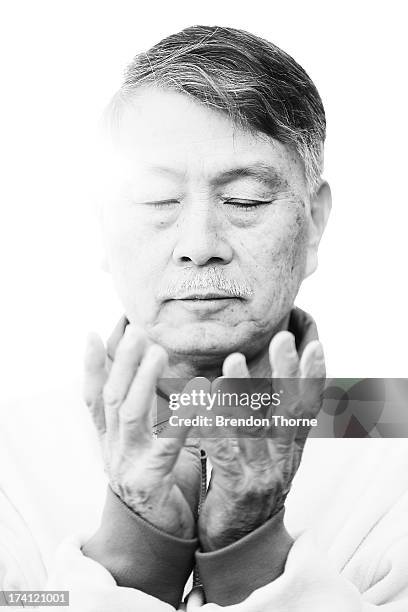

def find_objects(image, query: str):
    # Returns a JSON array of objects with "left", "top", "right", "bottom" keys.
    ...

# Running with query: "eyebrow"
[
  {"left": 146, "top": 162, "right": 286, "bottom": 189},
  {"left": 213, "top": 163, "right": 286, "bottom": 189}
]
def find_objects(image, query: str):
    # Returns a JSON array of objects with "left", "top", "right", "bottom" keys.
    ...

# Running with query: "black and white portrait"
[{"left": 1, "top": 3, "right": 407, "bottom": 611}]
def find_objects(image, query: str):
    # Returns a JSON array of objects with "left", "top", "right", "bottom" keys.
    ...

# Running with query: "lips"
[
  {"left": 175, "top": 292, "right": 235, "bottom": 300},
  {"left": 164, "top": 292, "right": 238, "bottom": 313}
]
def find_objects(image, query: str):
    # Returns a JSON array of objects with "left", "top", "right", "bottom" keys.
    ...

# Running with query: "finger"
[
  {"left": 222, "top": 352, "right": 250, "bottom": 378},
  {"left": 119, "top": 343, "right": 168, "bottom": 448},
  {"left": 83, "top": 332, "right": 108, "bottom": 436},
  {"left": 223, "top": 352, "right": 269, "bottom": 469},
  {"left": 268, "top": 333, "right": 302, "bottom": 450},
  {"left": 181, "top": 376, "right": 211, "bottom": 406},
  {"left": 299, "top": 340, "right": 325, "bottom": 418},
  {"left": 103, "top": 325, "right": 147, "bottom": 408},
  {"left": 103, "top": 325, "right": 147, "bottom": 437},
  {"left": 220, "top": 353, "right": 262, "bottom": 425},
  {"left": 300, "top": 340, "right": 326, "bottom": 379},
  {"left": 148, "top": 405, "right": 198, "bottom": 475},
  {"left": 106, "top": 316, "right": 128, "bottom": 361},
  {"left": 269, "top": 331, "right": 300, "bottom": 377},
  {"left": 296, "top": 341, "right": 326, "bottom": 453}
]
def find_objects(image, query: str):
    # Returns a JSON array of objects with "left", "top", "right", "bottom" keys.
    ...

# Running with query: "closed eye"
[
  {"left": 143, "top": 199, "right": 180, "bottom": 208},
  {"left": 224, "top": 198, "right": 272, "bottom": 210}
]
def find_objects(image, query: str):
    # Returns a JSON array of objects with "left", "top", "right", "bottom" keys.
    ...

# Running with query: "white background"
[{"left": 1, "top": 0, "right": 407, "bottom": 400}]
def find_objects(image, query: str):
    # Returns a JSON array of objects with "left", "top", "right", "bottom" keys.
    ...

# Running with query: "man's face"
[{"left": 101, "top": 88, "right": 312, "bottom": 362}]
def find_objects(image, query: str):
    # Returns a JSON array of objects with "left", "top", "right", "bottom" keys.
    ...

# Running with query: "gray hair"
[{"left": 106, "top": 25, "right": 326, "bottom": 195}]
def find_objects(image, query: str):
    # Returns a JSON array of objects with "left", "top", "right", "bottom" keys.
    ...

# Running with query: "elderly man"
[{"left": 2, "top": 25, "right": 408, "bottom": 611}]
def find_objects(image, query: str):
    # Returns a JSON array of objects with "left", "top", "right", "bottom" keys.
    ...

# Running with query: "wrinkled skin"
[
  {"left": 85, "top": 88, "right": 331, "bottom": 547},
  {"left": 99, "top": 88, "right": 330, "bottom": 377}
]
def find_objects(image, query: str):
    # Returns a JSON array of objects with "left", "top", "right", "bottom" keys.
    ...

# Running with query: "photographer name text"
[{"left": 168, "top": 415, "right": 318, "bottom": 428}]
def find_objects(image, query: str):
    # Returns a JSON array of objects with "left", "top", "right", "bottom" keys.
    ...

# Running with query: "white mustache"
[{"left": 158, "top": 267, "right": 253, "bottom": 299}]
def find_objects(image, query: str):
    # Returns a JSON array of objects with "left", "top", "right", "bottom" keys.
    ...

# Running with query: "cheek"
[
  {"left": 240, "top": 207, "right": 308, "bottom": 306},
  {"left": 274, "top": 209, "right": 308, "bottom": 273},
  {"left": 103, "top": 215, "right": 168, "bottom": 319},
  {"left": 105, "top": 207, "right": 162, "bottom": 273}
]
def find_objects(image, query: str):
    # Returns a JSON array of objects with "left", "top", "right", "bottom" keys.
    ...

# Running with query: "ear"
[{"left": 304, "top": 181, "right": 332, "bottom": 278}]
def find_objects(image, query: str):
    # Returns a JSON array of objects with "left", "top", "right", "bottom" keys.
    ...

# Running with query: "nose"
[{"left": 172, "top": 202, "right": 233, "bottom": 266}]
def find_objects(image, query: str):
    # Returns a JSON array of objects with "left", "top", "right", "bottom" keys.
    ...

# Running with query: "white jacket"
[{"left": 1, "top": 381, "right": 408, "bottom": 610}]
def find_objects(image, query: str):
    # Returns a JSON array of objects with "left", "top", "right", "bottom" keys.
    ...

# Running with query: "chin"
[{"left": 151, "top": 321, "right": 248, "bottom": 360}]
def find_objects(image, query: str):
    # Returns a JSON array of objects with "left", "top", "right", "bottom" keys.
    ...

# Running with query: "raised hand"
[
  {"left": 83, "top": 324, "right": 201, "bottom": 538},
  {"left": 198, "top": 331, "right": 325, "bottom": 550}
]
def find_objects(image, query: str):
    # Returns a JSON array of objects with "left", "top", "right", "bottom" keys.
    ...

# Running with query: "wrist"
[
  {"left": 199, "top": 498, "right": 283, "bottom": 551},
  {"left": 111, "top": 479, "right": 196, "bottom": 539},
  {"left": 196, "top": 508, "right": 293, "bottom": 605}
]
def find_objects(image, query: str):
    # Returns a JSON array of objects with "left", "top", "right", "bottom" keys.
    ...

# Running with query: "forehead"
[{"left": 103, "top": 88, "right": 306, "bottom": 191}]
